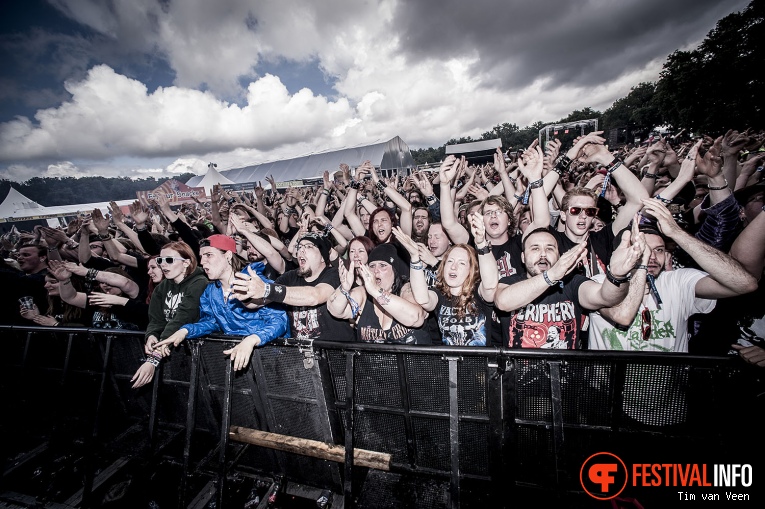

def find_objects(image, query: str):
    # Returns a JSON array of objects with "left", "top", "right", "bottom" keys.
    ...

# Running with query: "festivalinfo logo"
[{"left": 579, "top": 452, "right": 753, "bottom": 501}]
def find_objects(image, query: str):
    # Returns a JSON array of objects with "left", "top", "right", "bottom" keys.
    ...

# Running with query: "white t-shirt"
[{"left": 588, "top": 268, "right": 716, "bottom": 353}]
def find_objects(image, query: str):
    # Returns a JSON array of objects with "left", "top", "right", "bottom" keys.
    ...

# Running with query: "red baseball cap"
[{"left": 204, "top": 234, "right": 237, "bottom": 252}]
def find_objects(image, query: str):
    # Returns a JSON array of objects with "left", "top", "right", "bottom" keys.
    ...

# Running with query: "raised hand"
[
  {"left": 392, "top": 226, "right": 421, "bottom": 259},
  {"left": 338, "top": 259, "right": 355, "bottom": 291},
  {"left": 438, "top": 155, "right": 459, "bottom": 184},
  {"left": 91, "top": 208, "right": 109, "bottom": 234},
  {"left": 640, "top": 198, "right": 684, "bottom": 239},
  {"left": 608, "top": 228, "right": 645, "bottom": 278},
  {"left": 48, "top": 259, "right": 72, "bottom": 281},
  {"left": 517, "top": 145, "right": 544, "bottom": 182},
  {"left": 547, "top": 238, "right": 589, "bottom": 282},
  {"left": 222, "top": 334, "right": 261, "bottom": 371},
  {"left": 230, "top": 265, "right": 266, "bottom": 302},
  {"left": 468, "top": 211, "right": 486, "bottom": 245},
  {"left": 129, "top": 201, "right": 149, "bottom": 225},
  {"left": 108, "top": 201, "right": 125, "bottom": 223},
  {"left": 695, "top": 136, "right": 723, "bottom": 178}
]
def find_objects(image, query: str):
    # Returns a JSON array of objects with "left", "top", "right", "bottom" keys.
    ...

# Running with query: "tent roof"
[
  {"left": 195, "top": 164, "right": 235, "bottom": 192},
  {"left": 187, "top": 136, "right": 415, "bottom": 187},
  {"left": 0, "top": 187, "right": 49, "bottom": 221}
]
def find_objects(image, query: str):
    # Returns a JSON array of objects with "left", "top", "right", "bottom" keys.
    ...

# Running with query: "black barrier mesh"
[
  {"left": 457, "top": 356, "right": 487, "bottom": 416},
  {"left": 561, "top": 359, "right": 611, "bottom": 427},
  {"left": 326, "top": 349, "right": 347, "bottom": 402},
  {"left": 514, "top": 425, "right": 555, "bottom": 485},
  {"left": 514, "top": 358, "right": 552, "bottom": 423},
  {"left": 356, "top": 470, "right": 449, "bottom": 509},
  {"left": 621, "top": 362, "right": 689, "bottom": 428},
  {"left": 411, "top": 415, "right": 450, "bottom": 471},
  {"left": 405, "top": 353, "right": 449, "bottom": 413},
  {"left": 459, "top": 420, "right": 490, "bottom": 477},
  {"left": 356, "top": 352, "right": 402, "bottom": 407},
  {"left": 355, "top": 410, "right": 409, "bottom": 464},
  {"left": 259, "top": 346, "right": 315, "bottom": 398}
]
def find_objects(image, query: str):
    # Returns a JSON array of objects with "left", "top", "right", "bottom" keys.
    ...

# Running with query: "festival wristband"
[{"left": 267, "top": 284, "right": 287, "bottom": 303}]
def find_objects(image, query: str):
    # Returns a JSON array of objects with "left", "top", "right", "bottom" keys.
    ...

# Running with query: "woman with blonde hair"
[{"left": 394, "top": 213, "right": 498, "bottom": 346}]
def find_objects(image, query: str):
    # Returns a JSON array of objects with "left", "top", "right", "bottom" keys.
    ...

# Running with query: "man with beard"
[
  {"left": 494, "top": 226, "right": 645, "bottom": 349},
  {"left": 232, "top": 232, "right": 354, "bottom": 342},
  {"left": 229, "top": 214, "right": 286, "bottom": 280},
  {"left": 411, "top": 207, "right": 431, "bottom": 245}
]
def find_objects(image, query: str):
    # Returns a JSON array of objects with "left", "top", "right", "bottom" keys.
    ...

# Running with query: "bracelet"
[
  {"left": 635, "top": 265, "right": 649, "bottom": 271},
  {"left": 98, "top": 232, "right": 112, "bottom": 241},
  {"left": 349, "top": 180, "right": 361, "bottom": 190},
  {"left": 426, "top": 194, "right": 437, "bottom": 203},
  {"left": 263, "top": 283, "right": 271, "bottom": 300},
  {"left": 48, "top": 246, "right": 58, "bottom": 252},
  {"left": 513, "top": 194, "right": 524, "bottom": 201},
  {"left": 134, "top": 224, "right": 148, "bottom": 232},
  {"left": 655, "top": 195, "right": 672, "bottom": 205},
  {"left": 410, "top": 260, "right": 424, "bottom": 270},
  {"left": 605, "top": 265, "right": 631, "bottom": 287},
  {"left": 642, "top": 172, "right": 658, "bottom": 179},
  {"left": 321, "top": 189, "right": 330, "bottom": 196},
  {"left": 475, "top": 244, "right": 491, "bottom": 255},
  {"left": 528, "top": 178, "right": 544, "bottom": 189},
  {"left": 323, "top": 223, "right": 334, "bottom": 234},
  {"left": 61, "top": 279, "right": 72, "bottom": 285},
  {"left": 508, "top": 176, "right": 518, "bottom": 184},
  {"left": 376, "top": 180, "right": 387, "bottom": 192},
  {"left": 145, "top": 356, "right": 161, "bottom": 367},
  {"left": 542, "top": 270, "right": 563, "bottom": 288},
  {"left": 707, "top": 179, "right": 729, "bottom": 191}
]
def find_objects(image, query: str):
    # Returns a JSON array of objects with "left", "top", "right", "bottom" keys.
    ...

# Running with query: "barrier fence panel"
[{"left": 2, "top": 327, "right": 763, "bottom": 509}]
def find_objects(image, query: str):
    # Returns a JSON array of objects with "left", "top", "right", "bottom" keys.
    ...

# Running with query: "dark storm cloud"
[{"left": 393, "top": 0, "right": 749, "bottom": 89}]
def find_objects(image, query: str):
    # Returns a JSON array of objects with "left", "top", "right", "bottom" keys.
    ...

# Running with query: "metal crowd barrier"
[{"left": 0, "top": 325, "right": 762, "bottom": 509}]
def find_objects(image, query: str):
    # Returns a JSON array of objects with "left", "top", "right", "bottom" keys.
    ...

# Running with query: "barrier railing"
[{"left": 1, "top": 325, "right": 762, "bottom": 509}]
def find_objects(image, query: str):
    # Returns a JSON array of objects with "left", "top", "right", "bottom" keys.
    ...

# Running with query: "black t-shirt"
[
  {"left": 433, "top": 288, "right": 493, "bottom": 347},
  {"left": 491, "top": 236, "right": 524, "bottom": 279},
  {"left": 550, "top": 227, "right": 616, "bottom": 277},
  {"left": 356, "top": 298, "right": 431, "bottom": 345},
  {"left": 275, "top": 267, "right": 354, "bottom": 342},
  {"left": 499, "top": 273, "right": 589, "bottom": 349}
]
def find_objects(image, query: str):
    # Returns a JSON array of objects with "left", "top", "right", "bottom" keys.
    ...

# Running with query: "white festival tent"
[
  {"left": 1, "top": 187, "right": 133, "bottom": 226},
  {"left": 195, "top": 163, "right": 235, "bottom": 193}
]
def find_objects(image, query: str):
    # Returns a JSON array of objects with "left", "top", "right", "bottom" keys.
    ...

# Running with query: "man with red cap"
[{"left": 155, "top": 234, "right": 289, "bottom": 371}]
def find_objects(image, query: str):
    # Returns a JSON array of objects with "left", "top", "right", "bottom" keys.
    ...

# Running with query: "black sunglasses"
[
  {"left": 568, "top": 207, "right": 599, "bottom": 217},
  {"left": 156, "top": 256, "right": 186, "bottom": 265}
]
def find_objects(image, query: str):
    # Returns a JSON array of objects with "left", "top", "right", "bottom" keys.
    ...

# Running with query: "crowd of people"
[{"left": 2, "top": 128, "right": 764, "bottom": 380}]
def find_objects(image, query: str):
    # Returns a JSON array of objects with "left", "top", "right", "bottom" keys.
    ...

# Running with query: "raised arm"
[
  {"left": 469, "top": 212, "right": 498, "bottom": 303},
  {"left": 393, "top": 227, "right": 438, "bottom": 311},
  {"left": 642, "top": 198, "right": 758, "bottom": 299},
  {"left": 439, "top": 155, "right": 470, "bottom": 244},
  {"left": 64, "top": 261, "right": 140, "bottom": 298},
  {"left": 518, "top": 145, "right": 550, "bottom": 239},
  {"left": 48, "top": 260, "right": 88, "bottom": 308}
]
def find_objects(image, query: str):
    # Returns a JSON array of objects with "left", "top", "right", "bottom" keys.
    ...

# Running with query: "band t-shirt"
[
  {"left": 498, "top": 273, "right": 589, "bottom": 349},
  {"left": 356, "top": 298, "right": 431, "bottom": 345},
  {"left": 551, "top": 227, "right": 616, "bottom": 277},
  {"left": 433, "top": 288, "right": 493, "bottom": 347},
  {"left": 275, "top": 267, "right": 354, "bottom": 342}
]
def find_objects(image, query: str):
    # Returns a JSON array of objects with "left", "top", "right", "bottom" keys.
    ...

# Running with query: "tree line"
[
  {"left": 412, "top": 0, "right": 763, "bottom": 165},
  {"left": 1, "top": 174, "right": 195, "bottom": 207}
]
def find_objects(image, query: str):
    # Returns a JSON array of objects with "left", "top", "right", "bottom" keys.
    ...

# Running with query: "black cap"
[{"left": 298, "top": 232, "right": 331, "bottom": 264}]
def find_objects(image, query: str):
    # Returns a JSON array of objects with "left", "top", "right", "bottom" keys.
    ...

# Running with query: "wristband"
[
  {"left": 349, "top": 180, "right": 361, "bottom": 190},
  {"left": 321, "top": 189, "right": 330, "bottom": 196},
  {"left": 513, "top": 194, "right": 524, "bottom": 201},
  {"left": 376, "top": 180, "right": 387, "bottom": 192},
  {"left": 475, "top": 244, "right": 491, "bottom": 255},
  {"left": 267, "top": 284, "right": 287, "bottom": 303},
  {"left": 98, "top": 232, "right": 112, "bottom": 241},
  {"left": 655, "top": 195, "right": 672, "bottom": 205},
  {"left": 145, "top": 355, "right": 161, "bottom": 367},
  {"left": 528, "top": 178, "right": 544, "bottom": 189},
  {"left": 635, "top": 264, "right": 649, "bottom": 271},
  {"left": 134, "top": 224, "right": 148, "bottom": 232},
  {"left": 642, "top": 172, "right": 658, "bottom": 179},
  {"left": 410, "top": 260, "right": 424, "bottom": 270},
  {"left": 263, "top": 283, "right": 271, "bottom": 300},
  {"left": 542, "top": 270, "right": 563, "bottom": 289},
  {"left": 554, "top": 154, "right": 572, "bottom": 170},
  {"left": 341, "top": 288, "right": 361, "bottom": 318},
  {"left": 605, "top": 265, "right": 630, "bottom": 286},
  {"left": 508, "top": 175, "right": 518, "bottom": 184},
  {"left": 706, "top": 179, "right": 729, "bottom": 191},
  {"left": 426, "top": 194, "right": 437, "bottom": 203},
  {"left": 48, "top": 246, "right": 58, "bottom": 252}
]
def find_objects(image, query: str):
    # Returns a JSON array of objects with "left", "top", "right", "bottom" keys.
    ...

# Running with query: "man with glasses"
[
  {"left": 588, "top": 199, "right": 758, "bottom": 352},
  {"left": 232, "top": 232, "right": 355, "bottom": 342}
]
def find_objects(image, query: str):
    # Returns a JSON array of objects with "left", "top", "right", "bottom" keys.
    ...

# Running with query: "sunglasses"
[
  {"left": 155, "top": 256, "right": 186, "bottom": 265},
  {"left": 641, "top": 307, "right": 652, "bottom": 341},
  {"left": 568, "top": 207, "right": 599, "bottom": 217}
]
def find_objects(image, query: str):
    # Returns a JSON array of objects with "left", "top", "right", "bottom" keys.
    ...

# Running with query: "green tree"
[
  {"left": 654, "top": 0, "right": 764, "bottom": 133},
  {"left": 601, "top": 82, "right": 661, "bottom": 140}
]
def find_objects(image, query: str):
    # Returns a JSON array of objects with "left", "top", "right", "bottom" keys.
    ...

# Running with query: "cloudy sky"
[{"left": 0, "top": 0, "right": 749, "bottom": 182}]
